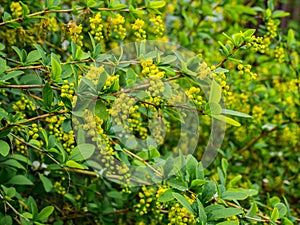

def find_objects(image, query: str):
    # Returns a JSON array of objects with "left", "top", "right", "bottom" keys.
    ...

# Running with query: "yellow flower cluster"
[
  {"left": 237, "top": 64, "right": 257, "bottom": 80},
  {"left": 29, "top": 123, "right": 40, "bottom": 140},
  {"left": 132, "top": 19, "right": 147, "bottom": 41},
  {"left": 141, "top": 59, "right": 165, "bottom": 78},
  {"left": 90, "top": 12, "right": 104, "bottom": 42},
  {"left": 10, "top": 2, "right": 23, "bottom": 18},
  {"left": 198, "top": 62, "right": 211, "bottom": 79},
  {"left": 111, "top": 14, "right": 126, "bottom": 40},
  {"left": 128, "top": 108, "right": 148, "bottom": 139},
  {"left": 68, "top": 22, "right": 83, "bottom": 47},
  {"left": 48, "top": 17, "right": 59, "bottom": 32},
  {"left": 54, "top": 180, "right": 66, "bottom": 195},
  {"left": 266, "top": 19, "right": 277, "bottom": 39},
  {"left": 46, "top": 116, "right": 75, "bottom": 152},
  {"left": 14, "top": 137, "right": 27, "bottom": 155},
  {"left": 185, "top": 86, "right": 204, "bottom": 107},
  {"left": 135, "top": 186, "right": 163, "bottom": 223},
  {"left": 84, "top": 65, "right": 105, "bottom": 85},
  {"left": 168, "top": 202, "right": 196, "bottom": 225},
  {"left": 12, "top": 95, "right": 36, "bottom": 118},
  {"left": 273, "top": 46, "right": 285, "bottom": 63},
  {"left": 150, "top": 15, "right": 165, "bottom": 37},
  {"left": 249, "top": 36, "right": 270, "bottom": 54},
  {"left": 103, "top": 74, "right": 119, "bottom": 90},
  {"left": 252, "top": 105, "right": 265, "bottom": 124},
  {"left": 60, "top": 80, "right": 75, "bottom": 105}
]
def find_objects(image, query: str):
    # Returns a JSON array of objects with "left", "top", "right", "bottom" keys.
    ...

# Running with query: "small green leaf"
[
  {"left": 210, "top": 208, "right": 243, "bottom": 220},
  {"left": 69, "top": 144, "right": 95, "bottom": 161},
  {"left": 209, "top": 80, "right": 222, "bottom": 103},
  {"left": 274, "top": 203, "right": 287, "bottom": 219},
  {"left": 167, "top": 179, "right": 188, "bottom": 191},
  {"left": 157, "top": 189, "right": 174, "bottom": 202},
  {"left": 42, "top": 83, "right": 54, "bottom": 108},
  {"left": 212, "top": 115, "right": 241, "bottom": 126},
  {"left": 51, "top": 53, "right": 62, "bottom": 82},
  {"left": 66, "top": 160, "right": 84, "bottom": 169},
  {"left": 0, "top": 58, "right": 6, "bottom": 74},
  {"left": 26, "top": 50, "right": 41, "bottom": 64},
  {"left": 38, "top": 173, "right": 53, "bottom": 192},
  {"left": 36, "top": 206, "right": 54, "bottom": 221},
  {"left": 7, "top": 175, "right": 33, "bottom": 185},
  {"left": 271, "top": 207, "right": 279, "bottom": 221},
  {"left": 172, "top": 193, "right": 195, "bottom": 215},
  {"left": 222, "top": 109, "right": 251, "bottom": 118},
  {"left": 272, "top": 10, "right": 290, "bottom": 18},
  {"left": 4, "top": 71, "right": 24, "bottom": 81},
  {"left": 221, "top": 191, "right": 248, "bottom": 200},
  {"left": 0, "top": 140, "right": 10, "bottom": 157},
  {"left": 149, "top": 1, "right": 166, "bottom": 9}
]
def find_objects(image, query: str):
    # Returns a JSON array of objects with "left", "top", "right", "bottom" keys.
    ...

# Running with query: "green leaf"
[
  {"left": 212, "top": 115, "right": 241, "bottom": 126},
  {"left": 0, "top": 140, "right": 10, "bottom": 157},
  {"left": 221, "top": 191, "right": 248, "bottom": 200},
  {"left": 38, "top": 173, "right": 53, "bottom": 192},
  {"left": 51, "top": 53, "right": 62, "bottom": 82},
  {"left": 210, "top": 208, "right": 243, "bottom": 220},
  {"left": 246, "top": 202, "right": 258, "bottom": 216},
  {"left": 69, "top": 144, "right": 95, "bottom": 161},
  {"left": 26, "top": 50, "right": 41, "bottom": 64},
  {"left": 272, "top": 10, "right": 290, "bottom": 18},
  {"left": 0, "top": 216, "right": 12, "bottom": 225},
  {"left": 42, "top": 83, "right": 54, "bottom": 108},
  {"left": 232, "top": 33, "right": 244, "bottom": 47},
  {"left": 209, "top": 102, "right": 222, "bottom": 115},
  {"left": 287, "top": 29, "right": 295, "bottom": 45},
  {"left": 201, "top": 181, "right": 217, "bottom": 203},
  {"left": 167, "top": 179, "right": 188, "bottom": 191},
  {"left": 274, "top": 203, "right": 287, "bottom": 219},
  {"left": 0, "top": 58, "right": 6, "bottom": 74},
  {"left": 172, "top": 193, "right": 195, "bottom": 215},
  {"left": 157, "top": 189, "right": 174, "bottom": 202},
  {"left": 222, "top": 109, "right": 251, "bottom": 118},
  {"left": 160, "top": 55, "right": 177, "bottom": 65},
  {"left": 20, "top": 1, "right": 30, "bottom": 17},
  {"left": 7, "top": 175, "right": 33, "bottom": 185},
  {"left": 0, "top": 159, "right": 26, "bottom": 170},
  {"left": 3, "top": 71, "right": 24, "bottom": 81},
  {"left": 271, "top": 207, "right": 279, "bottom": 221},
  {"left": 12, "top": 46, "right": 25, "bottom": 62},
  {"left": 243, "top": 29, "right": 256, "bottom": 38},
  {"left": 209, "top": 79, "right": 222, "bottom": 103},
  {"left": 34, "top": 44, "right": 47, "bottom": 63},
  {"left": 149, "top": 1, "right": 166, "bottom": 9},
  {"left": 36, "top": 206, "right": 54, "bottom": 221},
  {"left": 186, "top": 154, "right": 198, "bottom": 181},
  {"left": 66, "top": 160, "right": 84, "bottom": 169},
  {"left": 197, "top": 198, "right": 207, "bottom": 224}
]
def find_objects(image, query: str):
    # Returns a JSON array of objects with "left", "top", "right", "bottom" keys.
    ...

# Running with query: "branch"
[
  {"left": 0, "top": 84, "right": 60, "bottom": 91},
  {"left": 0, "top": 110, "right": 67, "bottom": 133},
  {"left": 215, "top": 42, "right": 246, "bottom": 69},
  {"left": 0, "top": 193, "right": 30, "bottom": 222},
  {"left": 0, "top": 6, "right": 147, "bottom": 27},
  {"left": 235, "top": 120, "right": 300, "bottom": 156}
]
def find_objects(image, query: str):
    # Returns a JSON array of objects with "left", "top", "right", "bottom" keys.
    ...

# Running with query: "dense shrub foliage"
[{"left": 0, "top": 0, "right": 299, "bottom": 224}]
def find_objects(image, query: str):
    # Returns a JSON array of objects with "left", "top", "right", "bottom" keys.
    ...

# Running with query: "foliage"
[{"left": 0, "top": 0, "right": 299, "bottom": 224}]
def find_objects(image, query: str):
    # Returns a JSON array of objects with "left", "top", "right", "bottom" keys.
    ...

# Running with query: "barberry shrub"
[{"left": 0, "top": 0, "right": 299, "bottom": 225}]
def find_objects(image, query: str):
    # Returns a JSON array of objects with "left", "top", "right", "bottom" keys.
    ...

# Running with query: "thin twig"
[
  {"left": 0, "top": 84, "right": 60, "bottom": 91},
  {"left": 0, "top": 193, "right": 30, "bottom": 222},
  {"left": 0, "top": 110, "right": 67, "bottom": 133},
  {"left": 122, "top": 148, "right": 163, "bottom": 177},
  {"left": 0, "top": 6, "right": 146, "bottom": 27}
]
